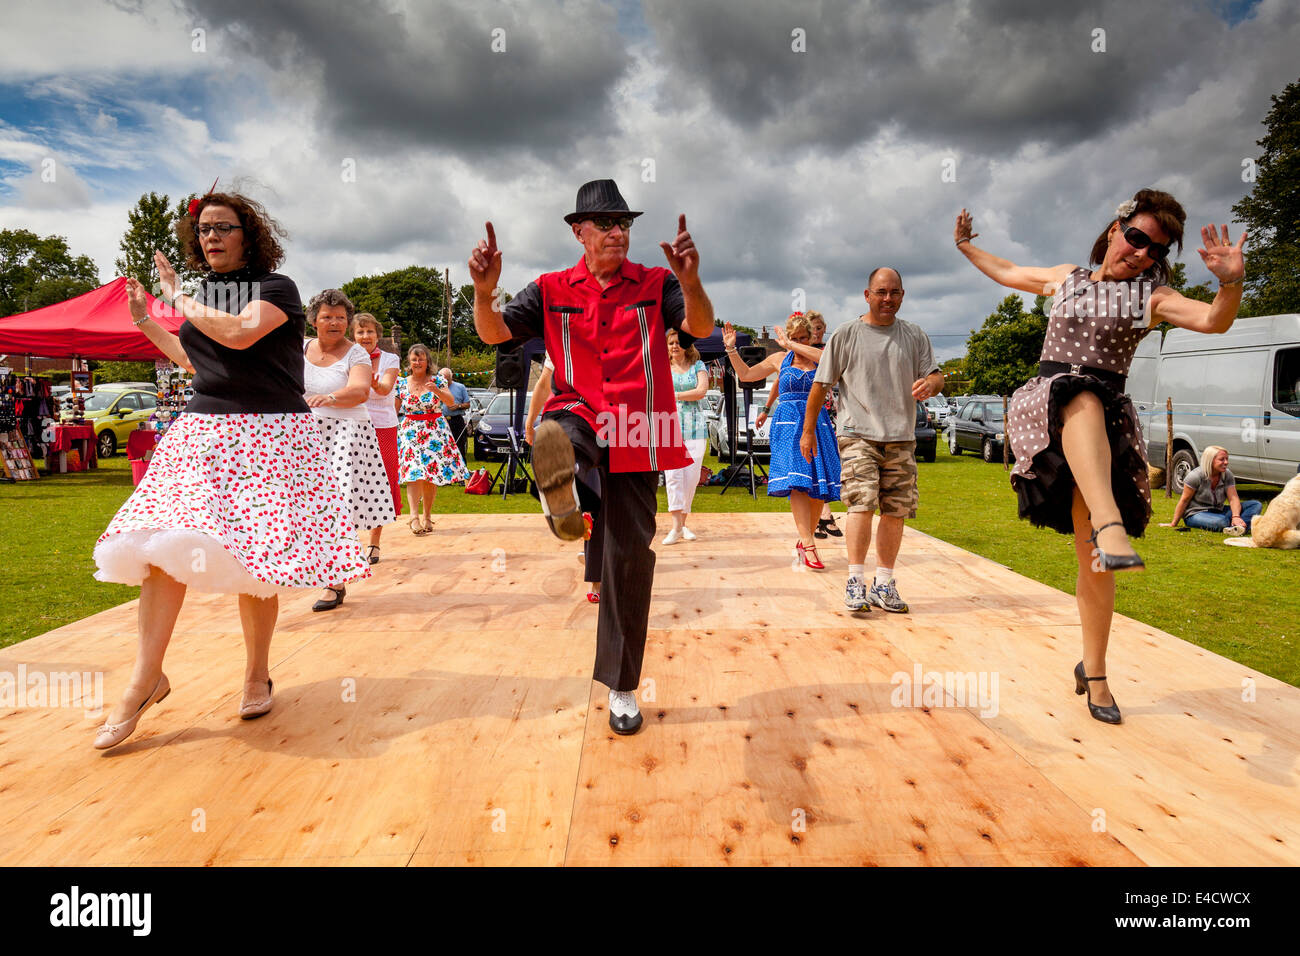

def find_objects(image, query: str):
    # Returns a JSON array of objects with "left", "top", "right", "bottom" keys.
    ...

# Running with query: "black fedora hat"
[{"left": 563, "top": 179, "right": 643, "bottom": 224}]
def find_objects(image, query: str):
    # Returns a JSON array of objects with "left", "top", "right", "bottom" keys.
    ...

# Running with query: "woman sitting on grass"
[{"left": 1162, "top": 446, "right": 1262, "bottom": 535}]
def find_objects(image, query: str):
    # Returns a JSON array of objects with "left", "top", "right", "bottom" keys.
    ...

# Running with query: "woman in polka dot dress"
[
  {"left": 954, "top": 189, "right": 1247, "bottom": 724},
  {"left": 302, "top": 289, "right": 397, "bottom": 611},
  {"left": 92, "top": 191, "right": 371, "bottom": 750}
]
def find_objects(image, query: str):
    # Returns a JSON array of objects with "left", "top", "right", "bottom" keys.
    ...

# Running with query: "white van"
[{"left": 1127, "top": 314, "right": 1300, "bottom": 488}]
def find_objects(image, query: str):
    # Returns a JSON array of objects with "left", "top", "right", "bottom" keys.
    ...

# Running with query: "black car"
[
  {"left": 472, "top": 391, "right": 541, "bottom": 461},
  {"left": 947, "top": 394, "right": 1013, "bottom": 462},
  {"left": 915, "top": 400, "right": 937, "bottom": 462}
]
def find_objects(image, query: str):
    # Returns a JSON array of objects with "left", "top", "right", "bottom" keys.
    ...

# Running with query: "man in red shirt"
[{"left": 470, "top": 180, "right": 715, "bottom": 734}]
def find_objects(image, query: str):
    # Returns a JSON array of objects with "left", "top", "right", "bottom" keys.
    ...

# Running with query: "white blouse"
[{"left": 302, "top": 340, "right": 372, "bottom": 421}]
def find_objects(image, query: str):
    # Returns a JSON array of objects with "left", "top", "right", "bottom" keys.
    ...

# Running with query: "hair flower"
[{"left": 1115, "top": 199, "right": 1138, "bottom": 220}]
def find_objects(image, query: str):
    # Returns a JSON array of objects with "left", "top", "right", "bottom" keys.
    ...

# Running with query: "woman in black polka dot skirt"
[
  {"left": 302, "top": 289, "right": 397, "bottom": 611},
  {"left": 954, "top": 190, "right": 1247, "bottom": 723}
]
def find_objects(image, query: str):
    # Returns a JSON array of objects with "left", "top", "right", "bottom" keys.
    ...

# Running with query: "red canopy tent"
[{"left": 0, "top": 278, "right": 182, "bottom": 360}]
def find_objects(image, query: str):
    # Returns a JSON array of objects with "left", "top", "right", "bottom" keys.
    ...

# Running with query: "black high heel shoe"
[
  {"left": 312, "top": 585, "right": 345, "bottom": 612},
  {"left": 1074, "top": 661, "right": 1122, "bottom": 724},
  {"left": 816, "top": 517, "right": 843, "bottom": 538},
  {"left": 1087, "top": 521, "right": 1145, "bottom": 572}
]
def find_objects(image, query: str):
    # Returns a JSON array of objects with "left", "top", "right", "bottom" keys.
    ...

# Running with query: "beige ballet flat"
[
  {"left": 93, "top": 673, "right": 170, "bottom": 751},
  {"left": 239, "top": 679, "right": 273, "bottom": 720}
]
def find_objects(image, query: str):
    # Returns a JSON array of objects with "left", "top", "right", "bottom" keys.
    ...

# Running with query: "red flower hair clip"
[{"left": 188, "top": 178, "right": 220, "bottom": 218}]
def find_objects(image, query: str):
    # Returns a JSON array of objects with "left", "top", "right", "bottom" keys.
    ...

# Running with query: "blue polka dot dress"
[{"left": 767, "top": 352, "right": 840, "bottom": 501}]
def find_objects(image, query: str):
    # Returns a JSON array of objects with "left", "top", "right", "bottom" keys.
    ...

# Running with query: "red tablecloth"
[
  {"left": 50, "top": 424, "right": 95, "bottom": 453},
  {"left": 49, "top": 424, "right": 98, "bottom": 472},
  {"left": 126, "top": 428, "right": 159, "bottom": 460}
]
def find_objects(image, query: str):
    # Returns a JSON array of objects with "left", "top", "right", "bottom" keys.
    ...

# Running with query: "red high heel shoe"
[{"left": 796, "top": 540, "right": 825, "bottom": 570}]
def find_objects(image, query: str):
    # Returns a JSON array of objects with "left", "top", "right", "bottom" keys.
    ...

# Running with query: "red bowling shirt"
[{"left": 503, "top": 256, "right": 693, "bottom": 473}]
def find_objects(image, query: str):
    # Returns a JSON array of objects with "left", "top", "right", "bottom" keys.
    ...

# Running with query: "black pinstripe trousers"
[{"left": 547, "top": 411, "right": 658, "bottom": 692}]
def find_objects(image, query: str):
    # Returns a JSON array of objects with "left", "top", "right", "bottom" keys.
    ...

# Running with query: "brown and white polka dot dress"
[{"left": 1007, "top": 267, "right": 1155, "bottom": 537}]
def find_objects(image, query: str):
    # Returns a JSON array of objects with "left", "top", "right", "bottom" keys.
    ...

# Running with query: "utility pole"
[{"left": 445, "top": 267, "right": 453, "bottom": 369}]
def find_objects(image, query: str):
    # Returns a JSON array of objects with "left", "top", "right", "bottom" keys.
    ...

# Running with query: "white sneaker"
[
  {"left": 662, "top": 528, "right": 681, "bottom": 545},
  {"left": 680, "top": 527, "right": 697, "bottom": 541}
]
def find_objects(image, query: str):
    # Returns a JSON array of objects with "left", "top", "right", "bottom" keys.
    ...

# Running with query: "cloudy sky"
[{"left": 1, "top": 0, "right": 1295, "bottom": 359}]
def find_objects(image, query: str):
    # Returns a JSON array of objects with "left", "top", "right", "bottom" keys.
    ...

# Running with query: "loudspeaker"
[
  {"left": 495, "top": 346, "right": 527, "bottom": 388},
  {"left": 739, "top": 345, "right": 767, "bottom": 365}
]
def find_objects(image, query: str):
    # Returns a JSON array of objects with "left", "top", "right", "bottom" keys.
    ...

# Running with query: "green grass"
[{"left": 3, "top": 448, "right": 1297, "bottom": 688}]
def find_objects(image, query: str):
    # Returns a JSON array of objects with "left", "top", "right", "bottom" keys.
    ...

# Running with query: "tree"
[
  {"left": 963, "top": 294, "right": 1049, "bottom": 395},
  {"left": 1231, "top": 77, "right": 1300, "bottom": 316},
  {"left": 939, "top": 355, "right": 969, "bottom": 395},
  {"left": 0, "top": 229, "right": 100, "bottom": 317},
  {"left": 341, "top": 266, "right": 478, "bottom": 353},
  {"left": 114, "top": 192, "right": 201, "bottom": 288}
]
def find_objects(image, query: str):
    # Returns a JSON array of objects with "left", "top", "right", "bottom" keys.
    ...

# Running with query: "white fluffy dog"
[{"left": 1252, "top": 474, "right": 1300, "bottom": 550}]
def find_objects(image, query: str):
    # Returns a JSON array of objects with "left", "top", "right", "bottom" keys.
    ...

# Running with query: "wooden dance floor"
[{"left": 2, "top": 513, "right": 1298, "bottom": 866}]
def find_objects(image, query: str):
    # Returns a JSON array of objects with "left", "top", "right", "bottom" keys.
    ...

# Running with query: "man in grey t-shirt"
[{"left": 800, "top": 267, "right": 944, "bottom": 613}]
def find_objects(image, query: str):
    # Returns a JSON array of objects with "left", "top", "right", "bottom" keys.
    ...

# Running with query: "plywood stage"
[{"left": 2, "top": 513, "right": 1298, "bottom": 866}]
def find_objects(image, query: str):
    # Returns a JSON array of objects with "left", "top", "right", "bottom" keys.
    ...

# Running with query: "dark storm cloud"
[
  {"left": 641, "top": 0, "right": 1261, "bottom": 156},
  {"left": 177, "top": 0, "right": 629, "bottom": 156}
]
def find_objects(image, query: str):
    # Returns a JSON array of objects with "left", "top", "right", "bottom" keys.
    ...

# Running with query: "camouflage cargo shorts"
[{"left": 837, "top": 436, "right": 918, "bottom": 517}]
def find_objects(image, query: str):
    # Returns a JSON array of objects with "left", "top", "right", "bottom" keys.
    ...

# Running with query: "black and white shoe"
[
  {"left": 531, "top": 420, "right": 586, "bottom": 541},
  {"left": 608, "top": 689, "right": 643, "bottom": 735}
]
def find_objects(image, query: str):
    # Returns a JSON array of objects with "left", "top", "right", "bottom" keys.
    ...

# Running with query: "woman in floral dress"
[
  {"left": 395, "top": 343, "right": 468, "bottom": 533},
  {"left": 954, "top": 189, "right": 1247, "bottom": 724}
]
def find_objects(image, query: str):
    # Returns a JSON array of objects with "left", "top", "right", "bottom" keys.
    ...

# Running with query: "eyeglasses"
[
  {"left": 1121, "top": 224, "right": 1170, "bottom": 261},
  {"left": 871, "top": 290, "right": 904, "bottom": 298},
  {"left": 588, "top": 216, "right": 634, "bottom": 232},
  {"left": 197, "top": 223, "right": 244, "bottom": 236}
]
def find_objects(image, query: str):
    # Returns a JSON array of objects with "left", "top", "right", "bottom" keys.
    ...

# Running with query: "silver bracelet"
[
  {"left": 1218, "top": 277, "right": 1243, "bottom": 288},
  {"left": 725, "top": 347, "right": 738, "bottom": 354},
  {"left": 131, "top": 314, "right": 150, "bottom": 327},
  {"left": 955, "top": 237, "right": 971, "bottom": 247}
]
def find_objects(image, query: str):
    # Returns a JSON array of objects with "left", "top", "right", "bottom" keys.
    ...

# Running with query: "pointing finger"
[
  {"left": 677, "top": 213, "right": 687, "bottom": 236},
  {"left": 485, "top": 221, "right": 497, "bottom": 252}
]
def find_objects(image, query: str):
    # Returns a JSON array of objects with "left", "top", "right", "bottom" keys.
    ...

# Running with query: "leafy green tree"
[
  {"left": 341, "top": 267, "right": 478, "bottom": 355},
  {"left": 95, "top": 361, "right": 157, "bottom": 384},
  {"left": 115, "top": 192, "right": 184, "bottom": 285},
  {"left": 939, "top": 355, "right": 969, "bottom": 395},
  {"left": 1232, "top": 77, "right": 1300, "bottom": 316},
  {"left": 964, "top": 294, "right": 1049, "bottom": 395},
  {"left": 0, "top": 229, "right": 100, "bottom": 317}
]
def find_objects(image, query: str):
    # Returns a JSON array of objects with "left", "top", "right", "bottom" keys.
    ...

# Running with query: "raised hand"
[
  {"left": 468, "top": 221, "right": 503, "bottom": 291},
  {"left": 125, "top": 277, "right": 148, "bottom": 322},
  {"left": 773, "top": 325, "right": 790, "bottom": 349},
  {"left": 153, "top": 250, "right": 178, "bottom": 301},
  {"left": 722, "top": 321, "right": 737, "bottom": 350},
  {"left": 1196, "top": 224, "right": 1248, "bottom": 284},
  {"left": 955, "top": 209, "right": 979, "bottom": 246},
  {"left": 659, "top": 214, "right": 699, "bottom": 281}
]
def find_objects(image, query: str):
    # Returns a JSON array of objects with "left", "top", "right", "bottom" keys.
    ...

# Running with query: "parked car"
[
  {"left": 1128, "top": 314, "right": 1300, "bottom": 489},
  {"left": 473, "top": 390, "right": 541, "bottom": 461},
  {"left": 68, "top": 383, "right": 159, "bottom": 458},
  {"left": 947, "top": 394, "right": 1013, "bottom": 462},
  {"left": 923, "top": 394, "right": 952, "bottom": 430},
  {"left": 915, "top": 400, "right": 937, "bottom": 462},
  {"left": 708, "top": 389, "right": 771, "bottom": 460}
]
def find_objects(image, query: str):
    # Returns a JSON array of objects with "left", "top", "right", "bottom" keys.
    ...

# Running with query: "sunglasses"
[
  {"left": 197, "top": 223, "right": 244, "bottom": 236},
  {"left": 1121, "top": 224, "right": 1170, "bottom": 261},
  {"left": 588, "top": 216, "right": 634, "bottom": 232}
]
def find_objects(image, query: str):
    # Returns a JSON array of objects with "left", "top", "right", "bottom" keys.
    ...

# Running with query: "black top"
[{"left": 180, "top": 268, "right": 309, "bottom": 414}]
